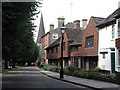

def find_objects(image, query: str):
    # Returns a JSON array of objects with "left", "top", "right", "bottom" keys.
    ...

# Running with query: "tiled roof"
[
  {"left": 69, "top": 30, "right": 85, "bottom": 46},
  {"left": 97, "top": 7, "right": 120, "bottom": 28},
  {"left": 45, "top": 38, "right": 60, "bottom": 49},
  {"left": 65, "top": 28, "right": 83, "bottom": 42},
  {"left": 92, "top": 16, "right": 105, "bottom": 26}
]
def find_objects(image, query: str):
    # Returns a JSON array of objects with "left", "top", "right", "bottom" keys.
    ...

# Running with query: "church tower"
[{"left": 36, "top": 12, "right": 45, "bottom": 64}]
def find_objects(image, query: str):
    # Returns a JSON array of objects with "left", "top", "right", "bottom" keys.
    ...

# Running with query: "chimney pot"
[
  {"left": 73, "top": 20, "right": 80, "bottom": 29},
  {"left": 58, "top": 17, "right": 65, "bottom": 29},
  {"left": 50, "top": 24, "right": 54, "bottom": 31},
  {"left": 82, "top": 19, "right": 87, "bottom": 30}
]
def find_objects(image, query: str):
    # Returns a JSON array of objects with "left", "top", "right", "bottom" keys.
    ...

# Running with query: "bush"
[
  {"left": 63, "top": 67, "right": 69, "bottom": 75},
  {"left": 39, "top": 65, "right": 43, "bottom": 68},
  {"left": 87, "top": 72, "right": 101, "bottom": 79},
  {"left": 47, "top": 66, "right": 60, "bottom": 72},
  {"left": 43, "top": 64, "right": 50, "bottom": 70},
  {"left": 115, "top": 72, "right": 120, "bottom": 84},
  {"left": 67, "top": 66, "right": 79, "bottom": 75},
  {"left": 94, "top": 67, "right": 101, "bottom": 72}
]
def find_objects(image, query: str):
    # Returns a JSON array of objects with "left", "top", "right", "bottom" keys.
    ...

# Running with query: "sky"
[{"left": 33, "top": 0, "right": 120, "bottom": 42}]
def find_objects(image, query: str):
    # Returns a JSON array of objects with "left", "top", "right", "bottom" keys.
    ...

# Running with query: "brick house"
[
  {"left": 70, "top": 17, "right": 104, "bottom": 70},
  {"left": 81, "top": 16, "right": 105, "bottom": 70},
  {"left": 41, "top": 32, "right": 50, "bottom": 64},
  {"left": 46, "top": 16, "right": 105, "bottom": 71},
  {"left": 46, "top": 20, "right": 84, "bottom": 68}
]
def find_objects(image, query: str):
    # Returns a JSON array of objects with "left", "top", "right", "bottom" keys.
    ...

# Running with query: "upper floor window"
[
  {"left": 56, "top": 47, "right": 58, "bottom": 53},
  {"left": 71, "top": 46, "right": 78, "bottom": 52},
  {"left": 52, "top": 33, "right": 58, "bottom": 39},
  {"left": 112, "top": 24, "right": 115, "bottom": 39},
  {"left": 51, "top": 48, "right": 54, "bottom": 53},
  {"left": 85, "top": 35, "right": 94, "bottom": 48},
  {"left": 48, "top": 49, "right": 49, "bottom": 54},
  {"left": 118, "top": 19, "right": 120, "bottom": 37},
  {"left": 63, "top": 42, "right": 65, "bottom": 51},
  {"left": 74, "top": 46, "right": 78, "bottom": 52}
]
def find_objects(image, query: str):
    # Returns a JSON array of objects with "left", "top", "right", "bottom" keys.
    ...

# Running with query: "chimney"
[
  {"left": 73, "top": 20, "right": 80, "bottom": 29},
  {"left": 58, "top": 17, "right": 65, "bottom": 29},
  {"left": 50, "top": 24, "right": 54, "bottom": 31},
  {"left": 82, "top": 19, "right": 87, "bottom": 30},
  {"left": 118, "top": 1, "right": 120, "bottom": 8}
]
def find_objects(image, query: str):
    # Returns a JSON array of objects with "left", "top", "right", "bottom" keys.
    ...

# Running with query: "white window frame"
[
  {"left": 52, "top": 33, "right": 58, "bottom": 39},
  {"left": 112, "top": 24, "right": 115, "bottom": 39}
]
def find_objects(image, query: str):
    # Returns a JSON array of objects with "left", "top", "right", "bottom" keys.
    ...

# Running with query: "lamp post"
[{"left": 60, "top": 25, "right": 65, "bottom": 79}]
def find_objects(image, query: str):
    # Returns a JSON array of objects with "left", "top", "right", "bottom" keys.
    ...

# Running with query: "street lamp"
[{"left": 60, "top": 24, "right": 65, "bottom": 79}]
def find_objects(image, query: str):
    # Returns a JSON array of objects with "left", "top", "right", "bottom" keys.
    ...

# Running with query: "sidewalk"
[{"left": 39, "top": 68, "right": 119, "bottom": 90}]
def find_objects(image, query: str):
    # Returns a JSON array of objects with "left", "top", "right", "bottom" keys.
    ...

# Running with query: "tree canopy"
[{"left": 2, "top": 2, "right": 41, "bottom": 68}]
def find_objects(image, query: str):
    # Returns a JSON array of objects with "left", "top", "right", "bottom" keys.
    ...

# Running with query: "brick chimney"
[
  {"left": 58, "top": 17, "right": 65, "bottom": 30},
  {"left": 50, "top": 24, "right": 54, "bottom": 31},
  {"left": 82, "top": 19, "right": 87, "bottom": 30},
  {"left": 73, "top": 20, "right": 80, "bottom": 29}
]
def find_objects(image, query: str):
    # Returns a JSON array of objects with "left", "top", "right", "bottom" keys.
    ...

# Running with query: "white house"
[{"left": 97, "top": 7, "right": 120, "bottom": 74}]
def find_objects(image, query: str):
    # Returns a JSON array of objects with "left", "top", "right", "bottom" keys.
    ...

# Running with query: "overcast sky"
[{"left": 34, "top": 0, "right": 120, "bottom": 41}]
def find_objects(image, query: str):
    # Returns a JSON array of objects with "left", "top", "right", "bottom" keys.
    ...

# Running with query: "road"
[{"left": 2, "top": 66, "right": 93, "bottom": 90}]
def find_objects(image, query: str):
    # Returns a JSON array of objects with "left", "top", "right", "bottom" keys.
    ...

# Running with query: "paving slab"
[{"left": 39, "top": 69, "right": 119, "bottom": 90}]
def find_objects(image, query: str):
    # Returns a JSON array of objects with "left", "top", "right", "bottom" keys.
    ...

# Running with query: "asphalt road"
[{"left": 2, "top": 66, "right": 93, "bottom": 90}]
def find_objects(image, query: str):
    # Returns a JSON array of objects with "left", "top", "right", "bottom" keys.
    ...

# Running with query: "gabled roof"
[
  {"left": 92, "top": 16, "right": 105, "bottom": 26},
  {"left": 97, "top": 7, "right": 120, "bottom": 28},
  {"left": 36, "top": 13, "right": 45, "bottom": 43},
  {"left": 69, "top": 30, "right": 85, "bottom": 46},
  {"left": 65, "top": 28, "right": 83, "bottom": 42},
  {"left": 45, "top": 38, "right": 61, "bottom": 49}
]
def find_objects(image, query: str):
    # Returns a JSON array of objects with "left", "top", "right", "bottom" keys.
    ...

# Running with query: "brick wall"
[{"left": 81, "top": 17, "right": 98, "bottom": 56}]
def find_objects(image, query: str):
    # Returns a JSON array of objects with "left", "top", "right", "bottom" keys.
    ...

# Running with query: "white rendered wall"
[
  {"left": 98, "top": 25, "right": 116, "bottom": 72},
  {"left": 115, "top": 19, "right": 120, "bottom": 72}
]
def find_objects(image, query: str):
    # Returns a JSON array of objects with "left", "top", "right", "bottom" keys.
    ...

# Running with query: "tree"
[{"left": 2, "top": 2, "right": 41, "bottom": 68}]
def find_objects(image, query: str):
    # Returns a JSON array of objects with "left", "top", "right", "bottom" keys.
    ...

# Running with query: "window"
[
  {"left": 56, "top": 47, "right": 58, "bottom": 53},
  {"left": 52, "top": 33, "right": 58, "bottom": 39},
  {"left": 118, "top": 19, "right": 120, "bottom": 37},
  {"left": 103, "top": 53, "right": 105, "bottom": 59},
  {"left": 118, "top": 50, "right": 120, "bottom": 65},
  {"left": 48, "top": 49, "right": 49, "bottom": 54},
  {"left": 74, "top": 46, "right": 78, "bottom": 52},
  {"left": 63, "top": 42, "right": 65, "bottom": 51},
  {"left": 65, "top": 59, "right": 68, "bottom": 66},
  {"left": 70, "top": 47, "right": 73, "bottom": 52},
  {"left": 112, "top": 24, "right": 115, "bottom": 39},
  {"left": 74, "top": 57, "right": 78, "bottom": 67},
  {"left": 100, "top": 52, "right": 108, "bottom": 59},
  {"left": 85, "top": 35, "right": 94, "bottom": 48},
  {"left": 51, "top": 48, "right": 54, "bottom": 53},
  {"left": 71, "top": 46, "right": 78, "bottom": 52}
]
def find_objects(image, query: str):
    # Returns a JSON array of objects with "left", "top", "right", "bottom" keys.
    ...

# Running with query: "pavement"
[{"left": 39, "top": 68, "right": 120, "bottom": 90}]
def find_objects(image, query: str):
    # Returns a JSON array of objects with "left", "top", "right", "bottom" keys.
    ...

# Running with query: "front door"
[{"left": 111, "top": 52, "right": 115, "bottom": 73}]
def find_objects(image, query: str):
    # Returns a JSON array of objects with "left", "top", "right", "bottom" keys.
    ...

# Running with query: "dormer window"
[{"left": 52, "top": 33, "right": 58, "bottom": 39}]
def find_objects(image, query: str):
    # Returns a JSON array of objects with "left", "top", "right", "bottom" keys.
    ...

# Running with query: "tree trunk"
[
  {"left": 12, "top": 60, "right": 15, "bottom": 68},
  {"left": 28, "top": 62, "right": 31, "bottom": 66},
  {"left": 5, "top": 60, "right": 8, "bottom": 69}
]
